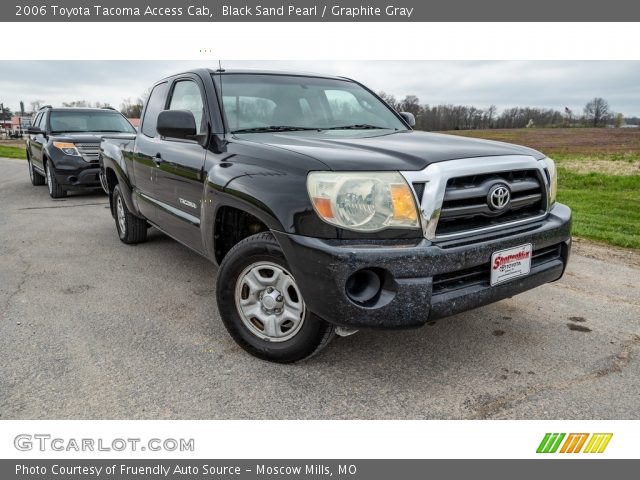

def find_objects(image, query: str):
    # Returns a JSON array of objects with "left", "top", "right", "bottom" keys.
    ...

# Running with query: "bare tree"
[
  {"left": 62, "top": 100, "right": 91, "bottom": 108},
  {"left": 399, "top": 95, "right": 421, "bottom": 116},
  {"left": 564, "top": 107, "right": 573, "bottom": 126},
  {"left": 120, "top": 97, "right": 144, "bottom": 118},
  {"left": 584, "top": 97, "right": 610, "bottom": 127},
  {"left": 29, "top": 99, "right": 45, "bottom": 112}
]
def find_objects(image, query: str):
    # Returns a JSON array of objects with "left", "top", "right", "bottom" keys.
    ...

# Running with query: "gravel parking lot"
[{"left": 1, "top": 157, "right": 639, "bottom": 420}]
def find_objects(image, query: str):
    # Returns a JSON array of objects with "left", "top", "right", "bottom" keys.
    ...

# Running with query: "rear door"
[{"left": 151, "top": 76, "right": 209, "bottom": 252}]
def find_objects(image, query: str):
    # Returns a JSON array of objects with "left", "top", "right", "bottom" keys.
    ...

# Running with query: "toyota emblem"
[{"left": 488, "top": 184, "right": 511, "bottom": 211}]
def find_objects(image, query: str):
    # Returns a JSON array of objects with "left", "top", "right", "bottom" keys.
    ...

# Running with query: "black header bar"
[{"left": 5, "top": 0, "right": 640, "bottom": 22}]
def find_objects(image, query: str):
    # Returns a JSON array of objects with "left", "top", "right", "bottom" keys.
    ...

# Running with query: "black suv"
[{"left": 26, "top": 106, "right": 136, "bottom": 198}]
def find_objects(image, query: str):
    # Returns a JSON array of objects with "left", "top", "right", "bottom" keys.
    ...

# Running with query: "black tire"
[
  {"left": 113, "top": 184, "right": 148, "bottom": 244},
  {"left": 216, "top": 232, "right": 335, "bottom": 363},
  {"left": 27, "top": 154, "right": 45, "bottom": 186},
  {"left": 45, "top": 159, "right": 66, "bottom": 198}
]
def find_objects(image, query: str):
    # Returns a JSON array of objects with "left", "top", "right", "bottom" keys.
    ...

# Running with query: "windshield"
[
  {"left": 49, "top": 111, "right": 136, "bottom": 134},
  {"left": 213, "top": 74, "right": 407, "bottom": 133}
]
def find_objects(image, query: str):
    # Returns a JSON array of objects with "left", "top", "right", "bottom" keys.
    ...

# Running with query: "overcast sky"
[{"left": 1, "top": 60, "right": 639, "bottom": 116}]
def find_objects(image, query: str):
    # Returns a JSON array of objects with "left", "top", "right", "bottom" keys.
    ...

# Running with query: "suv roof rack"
[
  {"left": 102, "top": 106, "right": 117, "bottom": 110},
  {"left": 38, "top": 105, "right": 53, "bottom": 111}
]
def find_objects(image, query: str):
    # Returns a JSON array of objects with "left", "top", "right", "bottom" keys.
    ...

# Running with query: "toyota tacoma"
[{"left": 99, "top": 69, "right": 571, "bottom": 362}]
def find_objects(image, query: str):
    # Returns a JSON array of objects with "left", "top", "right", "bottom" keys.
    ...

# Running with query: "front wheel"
[
  {"left": 27, "top": 154, "right": 45, "bottom": 186},
  {"left": 45, "top": 160, "right": 66, "bottom": 198},
  {"left": 216, "top": 232, "right": 335, "bottom": 363}
]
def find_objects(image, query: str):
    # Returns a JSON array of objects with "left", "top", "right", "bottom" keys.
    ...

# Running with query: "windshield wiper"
[
  {"left": 322, "top": 124, "right": 392, "bottom": 130},
  {"left": 231, "top": 126, "right": 318, "bottom": 134}
]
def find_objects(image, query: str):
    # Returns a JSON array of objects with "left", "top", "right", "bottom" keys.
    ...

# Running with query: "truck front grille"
[
  {"left": 75, "top": 143, "right": 100, "bottom": 164},
  {"left": 435, "top": 169, "right": 545, "bottom": 237},
  {"left": 401, "top": 155, "right": 552, "bottom": 241}
]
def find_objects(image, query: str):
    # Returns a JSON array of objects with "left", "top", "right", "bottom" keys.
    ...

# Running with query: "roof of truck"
[{"left": 158, "top": 68, "right": 353, "bottom": 82}]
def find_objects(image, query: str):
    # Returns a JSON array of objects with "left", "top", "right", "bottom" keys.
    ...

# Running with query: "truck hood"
[{"left": 235, "top": 130, "right": 545, "bottom": 171}]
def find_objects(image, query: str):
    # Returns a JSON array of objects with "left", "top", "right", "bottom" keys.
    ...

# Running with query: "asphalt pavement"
[{"left": 1, "top": 157, "right": 639, "bottom": 419}]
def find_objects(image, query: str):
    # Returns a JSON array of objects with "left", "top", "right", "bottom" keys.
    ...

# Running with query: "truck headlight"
[
  {"left": 307, "top": 171, "right": 420, "bottom": 232},
  {"left": 53, "top": 141, "right": 81, "bottom": 157},
  {"left": 540, "top": 157, "right": 557, "bottom": 206}
]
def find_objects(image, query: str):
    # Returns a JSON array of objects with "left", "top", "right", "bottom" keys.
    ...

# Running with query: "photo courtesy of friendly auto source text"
[{"left": 0, "top": 0, "right": 639, "bottom": 478}]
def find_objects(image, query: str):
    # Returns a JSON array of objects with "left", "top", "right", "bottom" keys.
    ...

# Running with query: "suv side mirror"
[
  {"left": 399, "top": 112, "right": 416, "bottom": 127},
  {"left": 27, "top": 126, "right": 45, "bottom": 135},
  {"left": 156, "top": 110, "right": 197, "bottom": 139}
]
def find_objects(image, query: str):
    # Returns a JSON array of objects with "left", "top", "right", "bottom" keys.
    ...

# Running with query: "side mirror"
[
  {"left": 27, "top": 126, "right": 44, "bottom": 135},
  {"left": 399, "top": 112, "right": 416, "bottom": 127},
  {"left": 156, "top": 110, "right": 197, "bottom": 139}
]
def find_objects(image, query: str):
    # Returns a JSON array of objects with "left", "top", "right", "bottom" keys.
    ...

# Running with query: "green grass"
[
  {"left": 0, "top": 145, "right": 26, "bottom": 159},
  {"left": 557, "top": 168, "right": 640, "bottom": 249}
]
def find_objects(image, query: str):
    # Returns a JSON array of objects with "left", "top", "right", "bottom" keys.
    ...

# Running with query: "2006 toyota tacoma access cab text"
[{"left": 99, "top": 69, "right": 572, "bottom": 363}]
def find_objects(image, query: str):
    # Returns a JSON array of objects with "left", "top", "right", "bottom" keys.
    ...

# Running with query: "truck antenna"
[{"left": 217, "top": 60, "right": 226, "bottom": 131}]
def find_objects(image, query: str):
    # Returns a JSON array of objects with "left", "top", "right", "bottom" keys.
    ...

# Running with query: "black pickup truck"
[
  {"left": 26, "top": 106, "right": 136, "bottom": 198},
  {"left": 99, "top": 69, "right": 571, "bottom": 363}
]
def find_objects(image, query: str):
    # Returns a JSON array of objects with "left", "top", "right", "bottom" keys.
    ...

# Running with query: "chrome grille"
[
  {"left": 436, "top": 169, "right": 545, "bottom": 237},
  {"left": 75, "top": 142, "right": 100, "bottom": 163},
  {"left": 401, "top": 155, "right": 552, "bottom": 241}
]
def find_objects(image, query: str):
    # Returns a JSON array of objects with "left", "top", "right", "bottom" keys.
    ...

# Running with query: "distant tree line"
[
  {"left": 378, "top": 93, "right": 634, "bottom": 130},
  {"left": 8, "top": 96, "right": 146, "bottom": 119},
  {"left": 6, "top": 94, "right": 639, "bottom": 130}
]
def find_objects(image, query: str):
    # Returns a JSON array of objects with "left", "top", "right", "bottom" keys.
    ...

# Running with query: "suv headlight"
[
  {"left": 540, "top": 157, "right": 557, "bottom": 206},
  {"left": 53, "top": 141, "right": 81, "bottom": 157},
  {"left": 307, "top": 171, "right": 420, "bottom": 232}
]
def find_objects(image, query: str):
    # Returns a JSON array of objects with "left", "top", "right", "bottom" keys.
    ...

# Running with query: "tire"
[
  {"left": 27, "top": 154, "right": 45, "bottom": 186},
  {"left": 216, "top": 232, "right": 335, "bottom": 363},
  {"left": 113, "top": 184, "right": 148, "bottom": 244},
  {"left": 45, "top": 159, "right": 66, "bottom": 198}
]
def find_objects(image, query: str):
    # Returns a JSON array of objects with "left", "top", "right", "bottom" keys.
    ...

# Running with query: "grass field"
[
  {"left": 0, "top": 144, "right": 27, "bottom": 159},
  {"left": 446, "top": 128, "right": 640, "bottom": 249}
]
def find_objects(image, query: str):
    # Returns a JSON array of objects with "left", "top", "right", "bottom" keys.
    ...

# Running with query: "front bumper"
[
  {"left": 274, "top": 203, "right": 572, "bottom": 329},
  {"left": 49, "top": 150, "right": 102, "bottom": 190},
  {"left": 52, "top": 166, "right": 102, "bottom": 189}
]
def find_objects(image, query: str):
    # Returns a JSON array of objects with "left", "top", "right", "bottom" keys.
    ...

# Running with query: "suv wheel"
[
  {"left": 216, "top": 232, "right": 335, "bottom": 363},
  {"left": 113, "top": 184, "right": 147, "bottom": 244},
  {"left": 27, "top": 154, "right": 45, "bottom": 186},
  {"left": 45, "top": 160, "right": 66, "bottom": 198}
]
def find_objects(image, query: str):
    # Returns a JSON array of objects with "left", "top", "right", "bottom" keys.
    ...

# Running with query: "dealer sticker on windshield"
[{"left": 490, "top": 243, "right": 532, "bottom": 286}]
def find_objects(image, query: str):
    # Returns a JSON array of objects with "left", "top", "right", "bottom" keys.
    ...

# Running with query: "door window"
[{"left": 168, "top": 80, "right": 206, "bottom": 135}]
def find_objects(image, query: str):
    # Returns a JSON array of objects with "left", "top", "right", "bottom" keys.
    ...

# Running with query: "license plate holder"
[{"left": 490, "top": 243, "right": 532, "bottom": 286}]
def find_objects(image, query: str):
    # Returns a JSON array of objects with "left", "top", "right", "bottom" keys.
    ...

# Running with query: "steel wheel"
[
  {"left": 234, "top": 261, "right": 306, "bottom": 342},
  {"left": 116, "top": 195, "right": 127, "bottom": 237}
]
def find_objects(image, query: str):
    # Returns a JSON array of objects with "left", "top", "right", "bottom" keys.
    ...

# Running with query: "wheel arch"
[{"left": 212, "top": 204, "right": 273, "bottom": 265}]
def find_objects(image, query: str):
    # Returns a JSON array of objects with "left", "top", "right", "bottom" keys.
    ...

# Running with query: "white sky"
[{"left": 1, "top": 60, "right": 639, "bottom": 116}]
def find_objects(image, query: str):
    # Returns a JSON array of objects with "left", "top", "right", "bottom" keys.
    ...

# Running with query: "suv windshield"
[
  {"left": 49, "top": 110, "right": 136, "bottom": 134},
  {"left": 214, "top": 74, "right": 407, "bottom": 133}
]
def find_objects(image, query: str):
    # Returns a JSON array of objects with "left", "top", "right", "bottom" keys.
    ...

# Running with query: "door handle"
[{"left": 153, "top": 153, "right": 164, "bottom": 166}]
